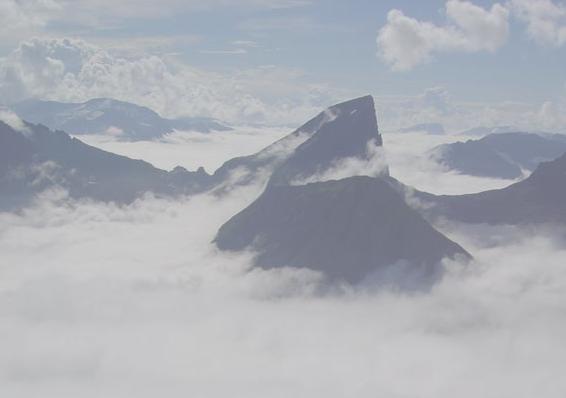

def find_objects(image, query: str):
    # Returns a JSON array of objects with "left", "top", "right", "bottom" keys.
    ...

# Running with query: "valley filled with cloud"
[
  {"left": 1, "top": 1, "right": 566, "bottom": 397},
  {"left": 1, "top": 123, "right": 565, "bottom": 397}
]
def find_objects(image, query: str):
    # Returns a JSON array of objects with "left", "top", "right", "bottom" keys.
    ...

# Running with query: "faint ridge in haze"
[{"left": 12, "top": 98, "right": 231, "bottom": 141}]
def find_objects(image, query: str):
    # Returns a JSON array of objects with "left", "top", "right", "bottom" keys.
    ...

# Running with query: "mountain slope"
[
  {"left": 417, "top": 153, "right": 566, "bottom": 225},
  {"left": 215, "top": 176, "right": 469, "bottom": 286},
  {"left": 0, "top": 121, "right": 211, "bottom": 210}
]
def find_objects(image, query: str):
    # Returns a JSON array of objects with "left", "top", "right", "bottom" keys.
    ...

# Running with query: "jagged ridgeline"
[{"left": 4, "top": 94, "right": 565, "bottom": 287}]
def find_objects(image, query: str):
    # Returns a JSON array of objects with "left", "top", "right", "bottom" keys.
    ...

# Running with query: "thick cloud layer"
[
  {"left": 77, "top": 127, "right": 290, "bottom": 172},
  {"left": 1, "top": 183, "right": 566, "bottom": 397},
  {"left": 1, "top": 129, "right": 565, "bottom": 397}
]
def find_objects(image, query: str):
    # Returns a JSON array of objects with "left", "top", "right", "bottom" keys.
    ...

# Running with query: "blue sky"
[
  {"left": 38, "top": 0, "right": 562, "bottom": 103},
  {"left": 1, "top": 0, "right": 566, "bottom": 129}
]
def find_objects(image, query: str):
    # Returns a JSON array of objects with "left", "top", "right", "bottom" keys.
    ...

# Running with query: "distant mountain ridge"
[
  {"left": 12, "top": 98, "right": 231, "bottom": 141},
  {"left": 429, "top": 132, "right": 566, "bottom": 179},
  {"left": 0, "top": 120, "right": 211, "bottom": 210},
  {"left": 414, "top": 152, "right": 566, "bottom": 225}
]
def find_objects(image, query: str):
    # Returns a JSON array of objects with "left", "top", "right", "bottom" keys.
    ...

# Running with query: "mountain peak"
[
  {"left": 268, "top": 95, "right": 383, "bottom": 185},
  {"left": 329, "top": 95, "right": 374, "bottom": 112}
]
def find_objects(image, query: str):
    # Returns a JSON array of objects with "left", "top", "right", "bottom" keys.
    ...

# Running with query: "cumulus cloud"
[
  {"left": 536, "top": 100, "right": 566, "bottom": 130},
  {"left": 0, "top": 0, "right": 60, "bottom": 44},
  {"left": 512, "top": 0, "right": 566, "bottom": 46},
  {"left": 377, "top": 0, "right": 510, "bottom": 71},
  {"left": 374, "top": 85, "right": 566, "bottom": 134},
  {"left": 0, "top": 37, "right": 344, "bottom": 125}
]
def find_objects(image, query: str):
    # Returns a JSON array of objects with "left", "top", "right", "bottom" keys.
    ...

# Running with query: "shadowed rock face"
[
  {"left": 418, "top": 153, "right": 566, "bottom": 225},
  {"left": 215, "top": 96, "right": 469, "bottom": 287},
  {"left": 12, "top": 98, "right": 230, "bottom": 141},
  {"left": 429, "top": 132, "right": 566, "bottom": 179},
  {"left": 215, "top": 176, "right": 469, "bottom": 286},
  {"left": 0, "top": 121, "right": 211, "bottom": 210}
]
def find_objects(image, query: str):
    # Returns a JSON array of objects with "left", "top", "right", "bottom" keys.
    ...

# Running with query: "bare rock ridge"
[{"left": 214, "top": 95, "right": 470, "bottom": 286}]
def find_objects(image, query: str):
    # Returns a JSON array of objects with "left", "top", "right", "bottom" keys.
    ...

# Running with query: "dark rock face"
[
  {"left": 215, "top": 176, "right": 469, "bottom": 286},
  {"left": 214, "top": 96, "right": 470, "bottom": 287},
  {"left": 12, "top": 98, "right": 230, "bottom": 141},
  {"left": 0, "top": 121, "right": 211, "bottom": 210},
  {"left": 418, "top": 153, "right": 566, "bottom": 225},
  {"left": 429, "top": 132, "right": 566, "bottom": 179}
]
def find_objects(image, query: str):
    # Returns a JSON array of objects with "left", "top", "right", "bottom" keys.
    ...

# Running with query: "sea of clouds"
[{"left": 1, "top": 128, "right": 565, "bottom": 397}]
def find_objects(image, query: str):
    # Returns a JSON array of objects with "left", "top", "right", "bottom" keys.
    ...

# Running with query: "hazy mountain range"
[
  {"left": 416, "top": 152, "right": 566, "bottom": 225},
  {"left": 3, "top": 95, "right": 566, "bottom": 287},
  {"left": 12, "top": 98, "right": 231, "bottom": 141},
  {"left": 429, "top": 132, "right": 566, "bottom": 179},
  {"left": 0, "top": 120, "right": 211, "bottom": 210}
]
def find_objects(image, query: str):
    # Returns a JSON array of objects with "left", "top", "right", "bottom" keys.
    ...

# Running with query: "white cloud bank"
[
  {"left": 377, "top": 0, "right": 510, "bottom": 71},
  {"left": 1, "top": 181, "right": 566, "bottom": 397}
]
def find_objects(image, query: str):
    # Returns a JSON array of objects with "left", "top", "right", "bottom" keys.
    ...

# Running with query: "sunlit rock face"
[{"left": 215, "top": 96, "right": 469, "bottom": 287}]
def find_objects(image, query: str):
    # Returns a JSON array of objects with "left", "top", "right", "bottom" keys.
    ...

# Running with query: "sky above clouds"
[{"left": 1, "top": 0, "right": 566, "bottom": 130}]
